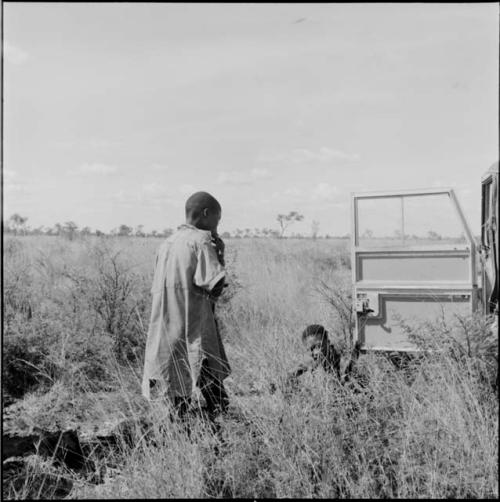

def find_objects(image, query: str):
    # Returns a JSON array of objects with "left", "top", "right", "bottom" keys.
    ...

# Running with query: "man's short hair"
[
  {"left": 301, "top": 324, "right": 328, "bottom": 343},
  {"left": 185, "top": 191, "right": 221, "bottom": 219}
]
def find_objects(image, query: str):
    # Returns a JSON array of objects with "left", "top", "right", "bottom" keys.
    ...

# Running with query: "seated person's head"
[
  {"left": 185, "top": 191, "right": 222, "bottom": 233},
  {"left": 301, "top": 324, "right": 330, "bottom": 362}
]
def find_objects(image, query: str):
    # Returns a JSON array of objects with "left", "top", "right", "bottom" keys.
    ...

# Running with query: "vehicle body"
[
  {"left": 351, "top": 162, "right": 498, "bottom": 352},
  {"left": 480, "top": 161, "right": 499, "bottom": 317}
]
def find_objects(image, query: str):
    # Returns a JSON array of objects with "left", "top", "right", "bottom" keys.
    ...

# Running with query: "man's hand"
[
  {"left": 210, "top": 277, "right": 226, "bottom": 300},
  {"left": 211, "top": 233, "right": 225, "bottom": 267}
]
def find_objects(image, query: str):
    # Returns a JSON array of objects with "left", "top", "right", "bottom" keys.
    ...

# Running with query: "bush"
[
  {"left": 87, "top": 244, "right": 150, "bottom": 364},
  {"left": 401, "top": 312, "right": 498, "bottom": 393},
  {"left": 3, "top": 318, "right": 56, "bottom": 401}
]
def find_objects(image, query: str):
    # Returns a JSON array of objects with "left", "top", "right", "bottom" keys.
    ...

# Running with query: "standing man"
[{"left": 142, "top": 192, "right": 230, "bottom": 419}]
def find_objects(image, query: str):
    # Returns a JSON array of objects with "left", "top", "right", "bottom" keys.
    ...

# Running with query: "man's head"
[
  {"left": 185, "top": 191, "right": 222, "bottom": 233},
  {"left": 301, "top": 324, "right": 330, "bottom": 362}
]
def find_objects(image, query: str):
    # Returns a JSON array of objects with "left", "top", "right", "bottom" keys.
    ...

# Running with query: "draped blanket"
[{"left": 142, "top": 224, "right": 229, "bottom": 400}]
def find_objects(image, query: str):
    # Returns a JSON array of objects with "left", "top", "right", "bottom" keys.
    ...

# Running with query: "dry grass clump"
[
  {"left": 3, "top": 235, "right": 498, "bottom": 499},
  {"left": 3, "top": 236, "right": 154, "bottom": 402},
  {"left": 216, "top": 328, "right": 497, "bottom": 498}
]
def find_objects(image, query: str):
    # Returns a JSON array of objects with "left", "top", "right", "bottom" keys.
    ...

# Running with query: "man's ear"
[{"left": 203, "top": 208, "right": 209, "bottom": 217}]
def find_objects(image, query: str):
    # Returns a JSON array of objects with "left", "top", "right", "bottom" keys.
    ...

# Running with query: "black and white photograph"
[{"left": 2, "top": 2, "right": 498, "bottom": 499}]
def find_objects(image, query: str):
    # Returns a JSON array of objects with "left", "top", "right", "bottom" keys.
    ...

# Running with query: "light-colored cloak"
[{"left": 141, "top": 224, "right": 229, "bottom": 400}]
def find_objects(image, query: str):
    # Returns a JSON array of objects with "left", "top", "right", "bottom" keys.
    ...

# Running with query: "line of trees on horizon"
[{"left": 3, "top": 213, "right": 352, "bottom": 240}]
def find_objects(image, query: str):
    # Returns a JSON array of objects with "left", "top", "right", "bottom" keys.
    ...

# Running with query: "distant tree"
[
  {"left": 63, "top": 221, "right": 78, "bottom": 240},
  {"left": 32, "top": 226, "right": 45, "bottom": 235},
  {"left": 53, "top": 223, "right": 63, "bottom": 236},
  {"left": 80, "top": 226, "right": 92, "bottom": 236},
  {"left": 118, "top": 224, "right": 132, "bottom": 237},
  {"left": 260, "top": 227, "right": 277, "bottom": 238},
  {"left": 221, "top": 231, "right": 231, "bottom": 239},
  {"left": 95, "top": 229, "right": 105, "bottom": 237},
  {"left": 151, "top": 230, "right": 158, "bottom": 238},
  {"left": 162, "top": 228, "right": 174, "bottom": 238},
  {"left": 135, "top": 225, "right": 145, "bottom": 237},
  {"left": 235, "top": 228, "right": 243, "bottom": 239},
  {"left": 311, "top": 220, "right": 320, "bottom": 240},
  {"left": 427, "top": 230, "right": 442, "bottom": 240},
  {"left": 8, "top": 213, "right": 28, "bottom": 235},
  {"left": 264, "top": 228, "right": 280, "bottom": 238},
  {"left": 277, "top": 211, "right": 304, "bottom": 238}
]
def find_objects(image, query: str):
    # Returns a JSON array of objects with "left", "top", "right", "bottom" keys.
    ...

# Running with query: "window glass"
[
  {"left": 403, "top": 194, "right": 466, "bottom": 245},
  {"left": 357, "top": 193, "right": 467, "bottom": 247},
  {"left": 357, "top": 197, "right": 402, "bottom": 247}
]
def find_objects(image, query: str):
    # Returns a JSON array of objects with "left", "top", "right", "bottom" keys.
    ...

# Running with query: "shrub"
[{"left": 87, "top": 244, "right": 150, "bottom": 364}]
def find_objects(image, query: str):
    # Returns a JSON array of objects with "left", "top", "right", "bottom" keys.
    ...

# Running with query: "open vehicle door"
[{"left": 351, "top": 188, "right": 478, "bottom": 352}]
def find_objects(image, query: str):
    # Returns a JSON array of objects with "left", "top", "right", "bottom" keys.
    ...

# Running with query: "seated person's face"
[{"left": 303, "top": 335, "right": 327, "bottom": 362}]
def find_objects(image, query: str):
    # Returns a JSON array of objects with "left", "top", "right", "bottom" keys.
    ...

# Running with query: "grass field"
[{"left": 3, "top": 234, "right": 498, "bottom": 499}]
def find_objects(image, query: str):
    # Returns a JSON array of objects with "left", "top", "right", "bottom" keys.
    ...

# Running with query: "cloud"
[
  {"left": 179, "top": 184, "right": 197, "bottom": 195},
  {"left": 110, "top": 190, "right": 130, "bottom": 203},
  {"left": 431, "top": 180, "right": 447, "bottom": 188},
  {"left": 319, "top": 148, "right": 360, "bottom": 162},
  {"left": 250, "top": 167, "right": 272, "bottom": 179},
  {"left": 142, "top": 182, "right": 170, "bottom": 200},
  {"left": 4, "top": 42, "right": 29, "bottom": 65},
  {"left": 79, "top": 163, "right": 118, "bottom": 175},
  {"left": 54, "top": 138, "right": 123, "bottom": 149},
  {"left": 457, "top": 188, "right": 472, "bottom": 197},
  {"left": 4, "top": 169, "right": 17, "bottom": 182},
  {"left": 271, "top": 186, "right": 306, "bottom": 203},
  {"left": 3, "top": 169, "right": 32, "bottom": 196},
  {"left": 4, "top": 183, "right": 29, "bottom": 195},
  {"left": 259, "top": 147, "right": 360, "bottom": 164},
  {"left": 216, "top": 167, "right": 273, "bottom": 185},
  {"left": 271, "top": 183, "right": 340, "bottom": 205},
  {"left": 283, "top": 187, "right": 302, "bottom": 198},
  {"left": 312, "top": 182, "right": 338, "bottom": 201},
  {"left": 88, "top": 138, "right": 123, "bottom": 149},
  {"left": 216, "top": 172, "right": 248, "bottom": 185},
  {"left": 111, "top": 182, "right": 174, "bottom": 207},
  {"left": 151, "top": 163, "right": 169, "bottom": 171},
  {"left": 290, "top": 147, "right": 357, "bottom": 163}
]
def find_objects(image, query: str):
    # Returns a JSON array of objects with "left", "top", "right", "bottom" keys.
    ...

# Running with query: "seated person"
[{"left": 271, "top": 324, "right": 362, "bottom": 394}]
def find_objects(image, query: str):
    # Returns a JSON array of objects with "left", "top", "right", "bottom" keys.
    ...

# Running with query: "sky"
[{"left": 3, "top": 3, "right": 499, "bottom": 236}]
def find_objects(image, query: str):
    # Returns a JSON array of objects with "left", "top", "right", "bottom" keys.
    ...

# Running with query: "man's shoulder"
[
  {"left": 155, "top": 228, "right": 212, "bottom": 263},
  {"left": 176, "top": 225, "right": 212, "bottom": 246}
]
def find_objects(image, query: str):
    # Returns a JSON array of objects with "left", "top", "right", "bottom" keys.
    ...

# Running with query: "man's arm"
[
  {"left": 210, "top": 277, "right": 226, "bottom": 299},
  {"left": 269, "top": 363, "right": 310, "bottom": 394},
  {"left": 193, "top": 237, "right": 225, "bottom": 293},
  {"left": 209, "top": 234, "right": 227, "bottom": 301},
  {"left": 211, "top": 233, "right": 225, "bottom": 267},
  {"left": 343, "top": 340, "right": 362, "bottom": 384}
]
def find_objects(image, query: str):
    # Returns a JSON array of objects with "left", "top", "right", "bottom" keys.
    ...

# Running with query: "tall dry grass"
[{"left": 3, "top": 235, "right": 498, "bottom": 499}]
